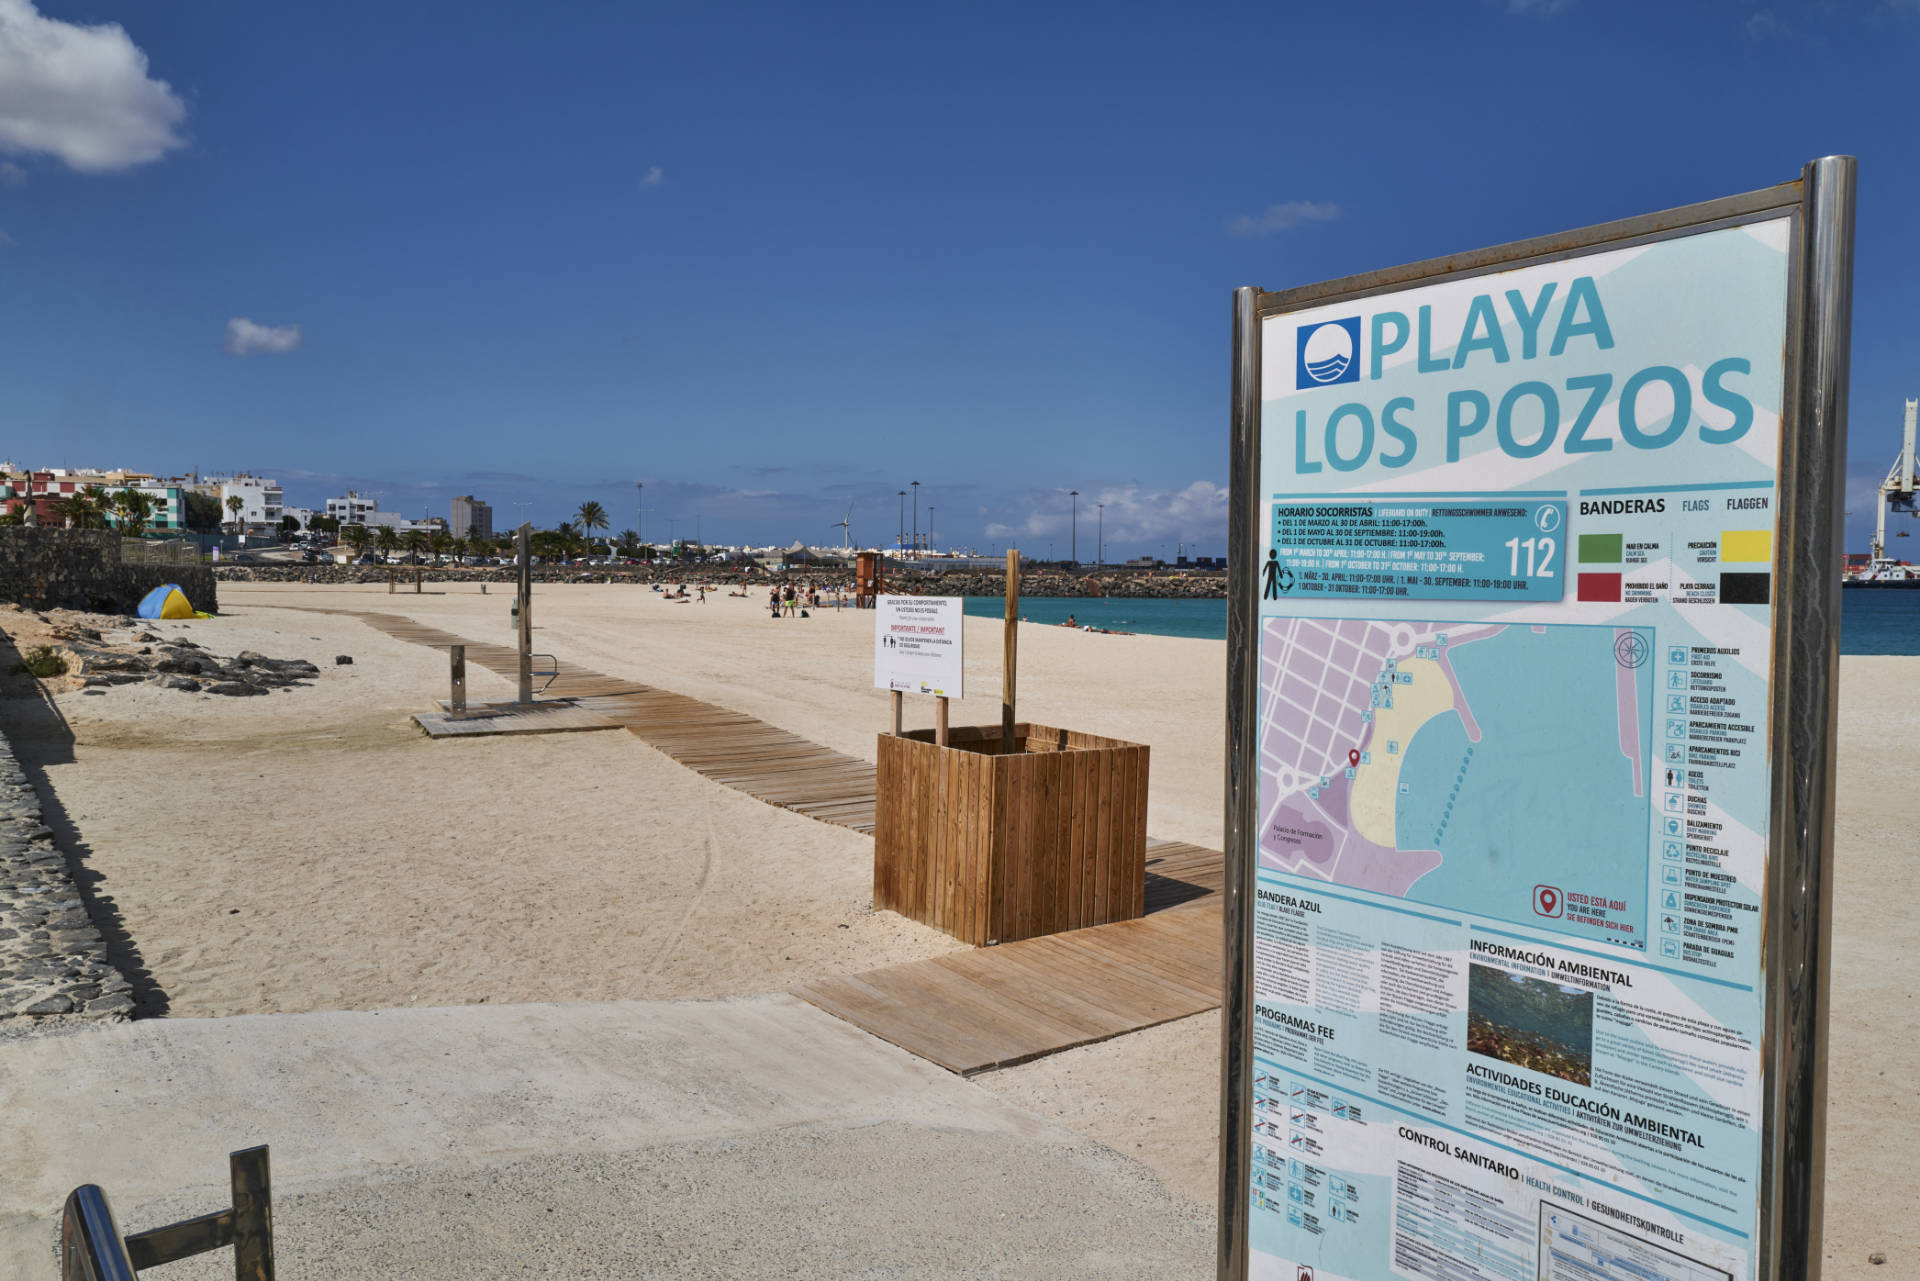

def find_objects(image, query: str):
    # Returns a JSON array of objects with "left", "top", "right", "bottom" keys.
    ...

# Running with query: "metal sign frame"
[{"left": 1220, "top": 156, "right": 1854, "bottom": 1281}]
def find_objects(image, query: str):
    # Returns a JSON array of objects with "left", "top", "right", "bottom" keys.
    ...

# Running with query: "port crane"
[{"left": 1869, "top": 398, "right": 1920, "bottom": 564}]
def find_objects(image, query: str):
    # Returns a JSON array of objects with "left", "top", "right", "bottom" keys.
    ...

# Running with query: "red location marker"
[{"left": 1347, "top": 749, "right": 1361, "bottom": 767}]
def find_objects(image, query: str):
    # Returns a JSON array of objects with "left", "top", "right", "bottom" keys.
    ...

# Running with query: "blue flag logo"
[{"left": 1296, "top": 318, "right": 1361, "bottom": 388}]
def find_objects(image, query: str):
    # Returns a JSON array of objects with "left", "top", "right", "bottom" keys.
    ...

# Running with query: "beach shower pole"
[
  {"left": 1002, "top": 549, "right": 1019, "bottom": 753},
  {"left": 516, "top": 522, "right": 533, "bottom": 705},
  {"left": 450, "top": 645, "right": 467, "bottom": 720}
]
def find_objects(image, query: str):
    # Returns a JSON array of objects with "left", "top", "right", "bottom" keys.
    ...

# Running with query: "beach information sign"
[
  {"left": 874, "top": 595, "right": 964, "bottom": 698},
  {"left": 1222, "top": 160, "right": 1855, "bottom": 1281}
]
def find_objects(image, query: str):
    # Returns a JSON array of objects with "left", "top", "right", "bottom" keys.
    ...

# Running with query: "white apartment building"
[
  {"left": 211, "top": 474, "right": 283, "bottom": 527},
  {"left": 325, "top": 492, "right": 402, "bottom": 528}
]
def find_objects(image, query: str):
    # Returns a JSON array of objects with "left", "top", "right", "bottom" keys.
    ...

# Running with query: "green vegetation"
[{"left": 14, "top": 645, "right": 68, "bottom": 679}]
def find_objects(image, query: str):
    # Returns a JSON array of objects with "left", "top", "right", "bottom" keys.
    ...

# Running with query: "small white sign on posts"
[{"left": 873, "top": 595, "right": 964, "bottom": 697}]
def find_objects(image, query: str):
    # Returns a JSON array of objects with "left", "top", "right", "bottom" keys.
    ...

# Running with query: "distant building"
[
  {"left": 449, "top": 495, "right": 492, "bottom": 540},
  {"left": 1, "top": 469, "right": 186, "bottom": 533},
  {"left": 326, "top": 491, "right": 402, "bottom": 529},
  {"left": 208, "top": 474, "right": 283, "bottom": 529},
  {"left": 282, "top": 506, "right": 315, "bottom": 530}
]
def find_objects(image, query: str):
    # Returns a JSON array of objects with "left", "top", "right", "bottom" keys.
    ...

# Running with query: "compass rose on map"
[{"left": 1613, "top": 632, "right": 1650, "bottom": 669}]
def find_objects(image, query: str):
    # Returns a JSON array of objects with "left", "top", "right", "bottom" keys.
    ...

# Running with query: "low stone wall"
[
  {"left": 0, "top": 723, "right": 131, "bottom": 1019},
  {"left": 214, "top": 563, "right": 1227, "bottom": 598},
  {"left": 0, "top": 528, "right": 218, "bottom": 615}
]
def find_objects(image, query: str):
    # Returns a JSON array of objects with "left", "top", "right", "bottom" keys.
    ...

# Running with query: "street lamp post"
[
  {"left": 898, "top": 491, "right": 905, "bottom": 549},
  {"left": 928, "top": 507, "right": 935, "bottom": 553},
  {"left": 1069, "top": 490, "right": 1079, "bottom": 564},
  {"left": 1097, "top": 503, "right": 1104, "bottom": 566},
  {"left": 911, "top": 480, "right": 920, "bottom": 552},
  {"left": 636, "top": 482, "right": 643, "bottom": 549}
]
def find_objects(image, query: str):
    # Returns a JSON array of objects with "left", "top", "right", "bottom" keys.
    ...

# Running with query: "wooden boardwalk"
[
  {"left": 796, "top": 841, "right": 1224, "bottom": 1074},
  {"left": 304, "top": 605, "right": 1225, "bottom": 1071},
  {"left": 306, "top": 610, "right": 881, "bottom": 833}
]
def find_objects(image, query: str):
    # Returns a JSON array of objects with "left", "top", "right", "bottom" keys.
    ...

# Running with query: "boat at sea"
[{"left": 1843, "top": 556, "right": 1920, "bottom": 588}]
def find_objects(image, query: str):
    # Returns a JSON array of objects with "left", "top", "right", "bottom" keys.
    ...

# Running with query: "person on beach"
[{"left": 1065, "top": 613, "right": 1077, "bottom": 628}]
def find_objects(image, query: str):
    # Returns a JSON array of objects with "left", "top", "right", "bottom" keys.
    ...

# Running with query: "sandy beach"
[{"left": 4, "top": 581, "right": 1913, "bottom": 1274}]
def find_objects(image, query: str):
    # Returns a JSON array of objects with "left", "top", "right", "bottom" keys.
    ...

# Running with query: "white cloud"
[
  {"left": 224, "top": 317, "right": 302, "bottom": 356},
  {"left": 0, "top": 160, "right": 23, "bottom": 187},
  {"left": 1745, "top": 9, "right": 1779, "bottom": 37},
  {"left": 986, "top": 481, "right": 1229, "bottom": 553},
  {"left": 1506, "top": 0, "right": 1573, "bottom": 13},
  {"left": 0, "top": 228, "right": 13, "bottom": 246},
  {"left": 642, "top": 165, "right": 664, "bottom": 187},
  {"left": 1227, "top": 200, "right": 1340, "bottom": 238},
  {"left": 0, "top": 0, "right": 186, "bottom": 173}
]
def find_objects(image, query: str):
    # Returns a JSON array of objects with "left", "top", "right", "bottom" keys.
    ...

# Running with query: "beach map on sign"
[{"left": 1257, "top": 618, "right": 1655, "bottom": 942}]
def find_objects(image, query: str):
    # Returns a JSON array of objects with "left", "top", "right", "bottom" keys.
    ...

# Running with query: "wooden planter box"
[{"left": 874, "top": 723, "right": 1149, "bottom": 945}]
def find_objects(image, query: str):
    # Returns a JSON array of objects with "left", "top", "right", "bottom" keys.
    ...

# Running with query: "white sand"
[
  {"left": 10, "top": 583, "right": 1912, "bottom": 1271},
  {"left": 5, "top": 596, "right": 964, "bottom": 1018}
]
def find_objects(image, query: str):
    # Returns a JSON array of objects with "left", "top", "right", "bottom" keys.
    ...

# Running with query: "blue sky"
[{"left": 3, "top": 0, "right": 1918, "bottom": 556}]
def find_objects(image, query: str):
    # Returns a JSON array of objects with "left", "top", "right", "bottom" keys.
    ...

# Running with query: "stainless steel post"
[
  {"left": 516, "top": 522, "right": 533, "bottom": 705},
  {"left": 1218, "top": 284, "right": 1261, "bottom": 1281},
  {"left": 1760, "top": 153, "right": 1854, "bottom": 1281},
  {"left": 60, "top": 1186, "right": 136, "bottom": 1281},
  {"left": 450, "top": 645, "right": 467, "bottom": 720}
]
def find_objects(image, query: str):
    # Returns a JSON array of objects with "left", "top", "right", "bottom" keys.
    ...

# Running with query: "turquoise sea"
[{"left": 964, "top": 591, "right": 1920, "bottom": 654}]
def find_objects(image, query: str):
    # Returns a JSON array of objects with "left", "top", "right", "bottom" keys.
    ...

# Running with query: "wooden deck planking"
[
  {"left": 302, "top": 603, "right": 1229, "bottom": 1072},
  {"left": 793, "top": 897, "right": 1223, "bottom": 1074}
]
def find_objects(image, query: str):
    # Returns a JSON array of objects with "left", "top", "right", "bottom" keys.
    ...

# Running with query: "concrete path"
[{"left": 0, "top": 994, "right": 1210, "bottom": 1279}]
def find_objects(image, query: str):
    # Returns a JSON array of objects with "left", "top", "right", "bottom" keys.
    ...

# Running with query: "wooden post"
[
  {"left": 229, "top": 1145, "right": 273, "bottom": 1281},
  {"left": 449, "top": 644, "right": 467, "bottom": 720},
  {"left": 1002, "top": 549, "right": 1019, "bottom": 752},
  {"left": 936, "top": 695, "right": 949, "bottom": 747},
  {"left": 414, "top": 566, "right": 423, "bottom": 593},
  {"left": 892, "top": 689, "right": 904, "bottom": 737},
  {"left": 387, "top": 570, "right": 395, "bottom": 594}
]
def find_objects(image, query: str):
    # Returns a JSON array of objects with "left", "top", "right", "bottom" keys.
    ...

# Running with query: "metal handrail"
[
  {"left": 59, "top": 1146, "right": 273, "bottom": 1279},
  {"left": 58, "top": 1187, "right": 135, "bottom": 1281}
]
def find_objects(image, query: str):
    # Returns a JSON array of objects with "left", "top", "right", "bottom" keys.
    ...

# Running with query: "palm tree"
[
  {"left": 54, "top": 493, "right": 97, "bottom": 529},
  {"left": 342, "top": 523, "right": 370, "bottom": 554},
  {"left": 113, "top": 488, "right": 155, "bottom": 539},
  {"left": 225, "top": 494, "right": 245, "bottom": 530},
  {"left": 403, "top": 529, "right": 429, "bottom": 561},
  {"left": 82, "top": 485, "right": 114, "bottom": 528},
  {"left": 429, "top": 531, "right": 453, "bottom": 563},
  {"left": 374, "top": 526, "right": 399, "bottom": 559},
  {"left": 575, "top": 501, "right": 609, "bottom": 550},
  {"left": 617, "top": 529, "right": 638, "bottom": 555}
]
